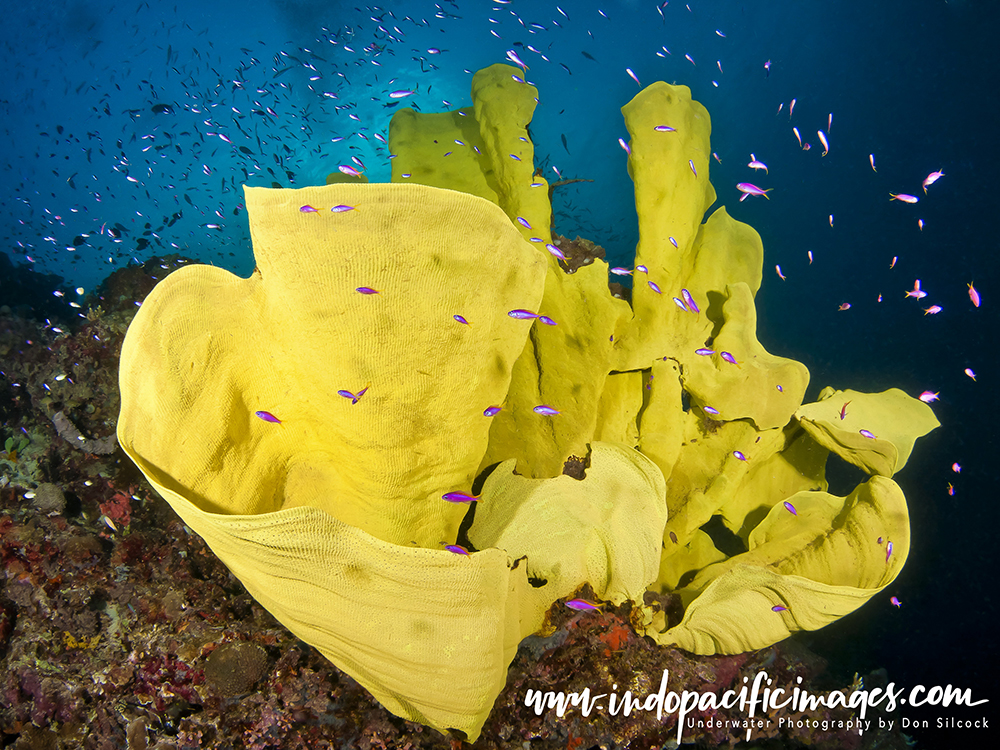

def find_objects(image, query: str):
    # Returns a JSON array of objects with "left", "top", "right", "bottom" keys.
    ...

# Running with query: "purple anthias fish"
[
  {"left": 886, "top": 540, "right": 894, "bottom": 562},
  {"left": 733, "top": 450, "right": 748, "bottom": 462},
  {"left": 672, "top": 297, "right": 687, "bottom": 310},
  {"left": 860, "top": 429, "right": 877, "bottom": 439},
  {"left": 772, "top": 605, "right": 787, "bottom": 612},
  {"left": 442, "top": 491, "right": 479, "bottom": 503},
  {"left": 255, "top": 410, "right": 282, "bottom": 424},
  {"left": 516, "top": 216, "right": 532, "bottom": 229},
  {"left": 681, "top": 288, "right": 700, "bottom": 313},
  {"left": 453, "top": 315, "right": 470, "bottom": 325},
  {"left": 695, "top": 348, "right": 715, "bottom": 356},
  {"left": 533, "top": 405, "right": 559, "bottom": 416},
  {"left": 337, "top": 384, "right": 370, "bottom": 405},
  {"left": 299, "top": 205, "right": 320, "bottom": 213},
  {"left": 545, "top": 243, "right": 567, "bottom": 260},
  {"left": 356, "top": 287, "right": 379, "bottom": 294},
  {"left": 703, "top": 406, "right": 720, "bottom": 415},
  {"left": 445, "top": 544, "right": 469, "bottom": 555},
  {"left": 565, "top": 598, "right": 601, "bottom": 612},
  {"left": 483, "top": 406, "right": 502, "bottom": 417},
  {"left": 648, "top": 281, "right": 662, "bottom": 294},
  {"left": 508, "top": 309, "right": 538, "bottom": 319},
  {"left": 654, "top": 125, "right": 676, "bottom": 132},
  {"left": 538, "top": 315, "right": 556, "bottom": 326},
  {"left": 331, "top": 204, "right": 356, "bottom": 212},
  {"left": 784, "top": 501, "right": 797, "bottom": 515},
  {"left": 720, "top": 351, "right": 739, "bottom": 366}
]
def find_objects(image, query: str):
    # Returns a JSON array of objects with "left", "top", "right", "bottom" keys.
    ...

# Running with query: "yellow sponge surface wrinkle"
[
  {"left": 795, "top": 387, "right": 941, "bottom": 476},
  {"left": 649, "top": 476, "right": 908, "bottom": 654},
  {"left": 470, "top": 442, "right": 668, "bottom": 619}
]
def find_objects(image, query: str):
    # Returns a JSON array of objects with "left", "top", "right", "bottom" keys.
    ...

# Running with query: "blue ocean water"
[{"left": 2, "top": 0, "right": 996, "bottom": 744}]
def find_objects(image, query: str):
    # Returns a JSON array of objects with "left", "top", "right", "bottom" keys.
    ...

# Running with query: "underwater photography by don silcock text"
[{"left": 0, "top": 0, "right": 996, "bottom": 748}]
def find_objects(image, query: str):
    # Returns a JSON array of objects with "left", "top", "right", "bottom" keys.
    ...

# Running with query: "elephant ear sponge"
[{"left": 116, "top": 183, "right": 667, "bottom": 741}]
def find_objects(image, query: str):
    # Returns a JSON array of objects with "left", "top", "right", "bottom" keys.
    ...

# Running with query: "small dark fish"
[
  {"left": 442, "top": 491, "right": 479, "bottom": 503},
  {"left": 561, "top": 133, "right": 569, "bottom": 153},
  {"left": 669, "top": 531, "right": 678, "bottom": 544},
  {"left": 255, "top": 410, "right": 282, "bottom": 423},
  {"left": 581, "top": 50, "right": 596, "bottom": 61}
]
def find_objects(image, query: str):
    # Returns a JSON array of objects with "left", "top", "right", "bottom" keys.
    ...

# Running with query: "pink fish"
[
  {"left": 890, "top": 596, "right": 901, "bottom": 608},
  {"left": 737, "top": 182, "right": 771, "bottom": 200},
  {"left": 776, "top": 265, "right": 786, "bottom": 280},
  {"left": 533, "top": 405, "right": 560, "bottom": 415},
  {"left": 635, "top": 264, "right": 649, "bottom": 274},
  {"left": 720, "top": 351, "right": 740, "bottom": 367},
  {"left": 792, "top": 127, "right": 802, "bottom": 147},
  {"left": 331, "top": 204, "right": 356, "bottom": 213},
  {"left": 618, "top": 137, "right": 631, "bottom": 156},
  {"left": 860, "top": 429, "right": 877, "bottom": 439},
  {"left": 565, "top": 598, "right": 601, "bottom": 612},
  {"left": 299, "top": 205, "right": 320, "bottom": 213},
  {"left": 442, "top": 492, "right": 479, "bottom": 504},
  {"left": 654, "top": 125, "right": 676, "bottom": 132},
  {"left": 886, "top": 540, "right": 894, "bottom": 562},
  {"left": 890, "top": 193, "right": 919, "bottom": 203},
  {"left": 695, "top": 348, "right": 714, "bottom": 356},
  {"left": 388, "top": 89, "right": 415, "bottom": 99},
  {"left": 968, "top": 283, "right": 981, "bottom": 307},
  {"left": 922, "top": 169, "right": 944, "bottom": 193},
  {"left": 923, "top": 305, "right": 942, "bottom": 315},
  {"left": 689, "top": 159, "right": 697, "bottom": 176},
  {"left": 789, "top": 98, "right": 796, "bottom": 118},
  {"left": 445, "top": 544, "right": 469, "bottom": 555},
  {"left": 483, "top": 406, "right": 502, "bottom": 417},
  {"left": 672, "top": 296, "right": 688, "bottom": 310},
  {"left": 838, "top": 302, "right": 851, "bottom": 311},
  {"left": 918, "top": 391, "right": 939, "bottom": 403},
  {"left": 817, "top": 130, "right": 829, "bottom": 156},
  {"left": 538, "top": 316, "right": 557, "bottom": 326},
  {"left": 869, "top": 154, "right": 877, "bottom": 172},
  {"left": 965, "top": 368, "right": 976, "bottom": 380},
  {"left": 625, "top": 67, "right": 640, "bottom": 85},
  {"left": 338, "top": 165, "right": 362, "bottom": 177},
  {"left": 952, "top": 462, "right": 961, "bottom": 473},
  {"left": 733, "top": 450, "right": 748, "bottom": 462},
  {"left": 747, "top": 154, "right": 768, "bottom": 173},
  {"left": 905, "top": 280, "right": 927, "bottom": 299},
  {"left": 255, "top": 410, "right": 282, "bottom": 424},
  {"left": 610, "top": 267, "right": 633, "bottom": 276},
  {"left": 783, "top": 501, "right": 797, "bottom": 515},
  {"left": 649, "top": 281, "right": 663, "bottom": 294}
]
